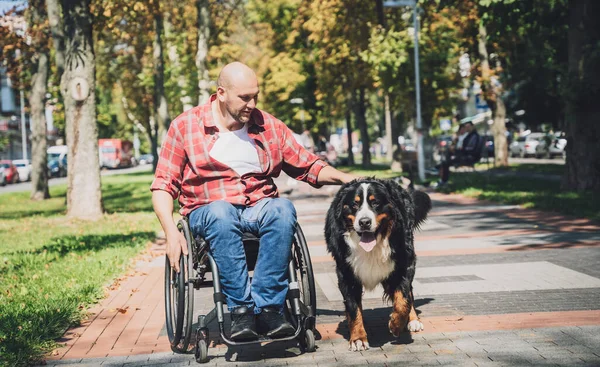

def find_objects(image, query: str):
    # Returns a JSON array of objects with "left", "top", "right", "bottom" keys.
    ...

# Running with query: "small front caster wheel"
[
  {"left": 304, "top": 329, "right": 316, "bottom": 353},
  {"left": 195, "top": 339, "right": 208, "bottom": 363}
]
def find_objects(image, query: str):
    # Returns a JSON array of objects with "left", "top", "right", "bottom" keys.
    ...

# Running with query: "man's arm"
[
  {"left": 316, "top": 165, "right": 358, "bottom": 185},
  {"left": 152, "top": 190, "right": 188, "bottom": 272}
]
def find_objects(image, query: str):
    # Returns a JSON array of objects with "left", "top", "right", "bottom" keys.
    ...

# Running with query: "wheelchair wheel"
[
  {"left": 195, "top": 339, "right": 209, "bottom": 363},
  {"left": 304, "top": 329, "right": 316, "bottom": 353},
  {"left": 164, "top": 220, "right": 195, "bottom": 353},
  {"left": 164, "top": 254, "right": 183, "bottom": 348},
  {"left": 290, "top": 224, "right": 317, "bottom": 330}
]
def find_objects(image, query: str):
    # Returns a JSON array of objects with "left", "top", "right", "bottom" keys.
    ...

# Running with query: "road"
[{"left": 0, "top": 164, "right": 152, "bottom": 194}]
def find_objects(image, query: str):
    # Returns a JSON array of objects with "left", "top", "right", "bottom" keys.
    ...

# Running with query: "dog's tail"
[{"left": 412, "top": 190, "right": 432, "bottom": 230}]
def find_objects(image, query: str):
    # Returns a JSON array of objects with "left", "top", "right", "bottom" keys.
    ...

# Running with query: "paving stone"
[
  {"left": 100, "top": 356, "right": 129, "bottom": 365},
  {"left": 124, "top": 354, "right": 151, "bottom": 363},
  {"left": 48, "top": 359, "right": 84, "bottom": 365}
]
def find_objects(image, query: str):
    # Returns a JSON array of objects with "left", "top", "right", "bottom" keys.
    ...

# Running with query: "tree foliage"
[{"left": 3, "top": 0, "right": 596, "bottom": 187}]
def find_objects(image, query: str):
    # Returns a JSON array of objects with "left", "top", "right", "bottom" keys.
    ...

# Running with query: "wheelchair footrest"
[{"left": 218, "top": 315, "right": 304, "bottom": 346}]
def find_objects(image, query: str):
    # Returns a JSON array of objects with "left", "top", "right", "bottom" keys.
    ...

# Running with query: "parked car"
[
  {"left": 535, "top": 132, "right": 567, "bottom": 159},
  {"left": 509, "top": 132, "right": 544, "bottom": 158},
  {"left": 138, "top": 154, "right": 154, "bottom": 165},
  {"left": 0, "top": 167, "right": 6, "bottom": 186},
  {"left": 432, "top": 135, "right": 453, "bottom": 162},
  {"left": 0, "top": 160, "right": 19, "bottom": 184},
  {"left": 13, "top": 159, "right": 32, "bottom": 182},
  {"left": 99, "top": 139, "right": 134, "bottom": 169}
]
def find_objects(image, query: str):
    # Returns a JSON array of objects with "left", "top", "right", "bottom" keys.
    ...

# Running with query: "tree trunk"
[
  {"left": 384, "top": 94, "right": 393, "bottom": 162},
  {"left": 30, "top": 52, "right": 50, "bottom": 200},
  {"left": 477, "top": 22, "right": 508, "bottom": 166},
  {"left": 164, "top": 12, "right": 192, "bottom": 111},
  {"left": 196, "top": 0, "right": 211, "bottom": 105},
  {"left": 354, "top": 88, "right": 371, "bottom": 168},
  {"left": 46, "top": 0, "right": 65, "bottom": 78},
  {"left": 345, "top": 94, "right": 354, "bottom": 166},
  {"left": 61, "top": 0, "right": 103, "bottom": 219},
  {"left": 29, "top": 2, "right": 50, "bottom": 200},
  {"left": 562, "top": 0, "right": 600, "bottom": 191},
  {"left": 147, "top": 125, "right": 159, "bottom": 173},
  {"left": 153, "top": 9, "right": 171, "bottom": 135},
  {"left": 491, "top": 96, "right": 508, "bottom": 165}
]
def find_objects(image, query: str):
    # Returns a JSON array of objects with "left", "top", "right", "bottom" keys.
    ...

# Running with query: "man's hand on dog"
[{"left": 166, "top": 229, "right": 188, "bottom": 272}]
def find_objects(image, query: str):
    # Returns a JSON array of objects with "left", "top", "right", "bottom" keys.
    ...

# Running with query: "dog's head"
[{"left": 331, "top": 178, "right": 431, "bottom": 252}]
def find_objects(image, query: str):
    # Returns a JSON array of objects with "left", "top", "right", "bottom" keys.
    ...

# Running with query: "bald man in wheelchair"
[{"left": 151, "top": 62, "right": 356, "bottom": 341}]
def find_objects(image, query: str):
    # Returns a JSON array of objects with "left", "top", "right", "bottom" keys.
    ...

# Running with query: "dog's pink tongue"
[{"left": 359, "top": 232, "right": 376, "bottom": 252}]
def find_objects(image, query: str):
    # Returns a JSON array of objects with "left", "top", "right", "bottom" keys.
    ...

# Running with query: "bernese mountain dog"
[{"left": 325, "top": 178, "right": 431, "bottom": 351}]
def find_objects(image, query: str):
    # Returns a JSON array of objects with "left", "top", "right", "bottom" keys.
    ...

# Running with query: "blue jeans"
[{"left": 188, "top": 198, "right": 296, "bottom": 313}]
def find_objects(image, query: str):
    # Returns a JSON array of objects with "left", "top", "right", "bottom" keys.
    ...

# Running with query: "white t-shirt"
[{"left": 209, "top": 124, "right": 261, "bottom": 176}]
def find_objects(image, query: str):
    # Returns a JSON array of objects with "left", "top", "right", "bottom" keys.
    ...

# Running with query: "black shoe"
[
  {"left": 230, "top": 306, "right": 258, "bottom": 341},
  {"left": 258, "top": 307, "right": 295, "bottom": 338}
]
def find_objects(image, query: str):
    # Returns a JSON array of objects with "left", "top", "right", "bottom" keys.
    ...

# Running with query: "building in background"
[{"left": 0, "top": 66, "right": 30, "bottom": 160}]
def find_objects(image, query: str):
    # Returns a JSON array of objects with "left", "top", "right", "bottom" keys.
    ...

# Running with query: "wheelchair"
[{"left": 164, "top": 217, "right": 317, "bottom": 363}]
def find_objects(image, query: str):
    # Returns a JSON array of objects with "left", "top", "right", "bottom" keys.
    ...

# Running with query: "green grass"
[
  {"left": 475, "top": 162, "right": 565, "bottom": 176},
  {"left": 435, "top": 171, "right": 600, "bottom": 221},
  {"left": 338, "top": 163, "right": 402, "bottom": 179},
  {"left": 0, "top": 173, "right": 161, "bottom": 366}
]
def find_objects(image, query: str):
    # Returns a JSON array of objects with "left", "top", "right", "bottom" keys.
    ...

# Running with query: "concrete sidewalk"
[{"left": 42, "top": 179, "right": 600, "bottom": 366}]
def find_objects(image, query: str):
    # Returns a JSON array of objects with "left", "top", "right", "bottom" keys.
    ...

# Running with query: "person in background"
[{"left": 437, "top": 121, "right": 481, "bottom": 186}]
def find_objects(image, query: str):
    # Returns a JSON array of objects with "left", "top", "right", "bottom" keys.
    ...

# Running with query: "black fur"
[{"left": 324, "top": 177, "right": 431, "bottom": 342}]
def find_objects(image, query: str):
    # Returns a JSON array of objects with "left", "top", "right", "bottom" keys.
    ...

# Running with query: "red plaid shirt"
[{"left": 151, "top": 95, "right": 328, "bottom": 216}]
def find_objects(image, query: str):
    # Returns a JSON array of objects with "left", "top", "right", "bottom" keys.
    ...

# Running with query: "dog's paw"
[
  {"left": 406, "top": 319, "right": 424, "bottom": 332},
  {"left": 348, "top": 338, "right": 369, "bottom": 352},
  {"left": 388, "top": 312, "right": 407, "bottom": 337}
]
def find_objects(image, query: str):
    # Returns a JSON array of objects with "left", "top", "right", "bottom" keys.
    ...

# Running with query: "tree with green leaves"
[{"left": 304, "top": 0, "right": 377, "bottom": 167}]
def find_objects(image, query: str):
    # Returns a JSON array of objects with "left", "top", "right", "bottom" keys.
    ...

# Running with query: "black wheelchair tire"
[
  {"left": 164, "top": 220, "right": 195, "bottom": 353},
  {"left": 164, "top": 255, "right": 185, "bottom": 349},
  {"left": 177, "top": 219, "right": 195, "bottom": 352},
  {"left": 292, "top": 224, "right": 317, "bottom": 326}
]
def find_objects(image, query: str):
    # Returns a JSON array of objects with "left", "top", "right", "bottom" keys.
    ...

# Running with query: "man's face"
[{"left": 219, "top": 80, "right": 259, "bottom": 124}]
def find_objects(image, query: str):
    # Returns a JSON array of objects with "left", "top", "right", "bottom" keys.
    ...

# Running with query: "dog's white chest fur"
[{"left": 344, "top": 232, "right": 395, "bottom": 290}]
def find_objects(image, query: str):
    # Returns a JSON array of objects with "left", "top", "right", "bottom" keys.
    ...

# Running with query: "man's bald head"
[{"left": 217, "top": 62, "right": 258, "bottom": 89}]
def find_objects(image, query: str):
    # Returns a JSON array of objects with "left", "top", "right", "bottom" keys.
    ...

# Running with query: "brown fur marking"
[
  {"left": 389, "top": 290, "right": 410, "bottom": 337},
  {"left": 409, "top": 304, "right": 419, "bottom": 322},
  {"left": 347, "top": 307, "right": 368, "bottom": 345},
  {"left": 375, "top": 213, "right": 388, "bottom": 223},
  {"left": 375, "top": 214, "right": 393, "bottom": 238}
]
